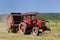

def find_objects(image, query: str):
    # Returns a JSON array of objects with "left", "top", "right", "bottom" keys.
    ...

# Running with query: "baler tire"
[
  {"left": 7, "top": 26, "right": 12, "bottom": 33},
  {"left": 8, "top": 27, "right": 16, "bottom": 33},
  {"left": 8, "top": 28, "right": 13, "bottom": 33},
  {"left": 32, "top": 27, "right": 39, "bottom": 36},
  {"left": 19, "top": 22, "right": 27, "bottom": 34},
  {"left": 8, "top": 28, "right": 11, "bottom": 33}
]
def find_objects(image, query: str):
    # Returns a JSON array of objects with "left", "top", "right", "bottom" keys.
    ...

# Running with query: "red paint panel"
[{"left": 37, "top": 20, "right": 42, "bottom": 28}]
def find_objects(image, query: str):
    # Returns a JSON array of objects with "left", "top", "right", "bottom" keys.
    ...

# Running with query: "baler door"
[{"left": 13, "top": 16, "right": 21, "bottom": 24}]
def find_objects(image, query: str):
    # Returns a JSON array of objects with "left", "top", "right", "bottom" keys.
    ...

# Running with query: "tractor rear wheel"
[
  {"left": 32, "top": 27, "right": 39, "bottom": 36},
  {"left": 19, "top": 22, "right": 27, "bottom": 34}
]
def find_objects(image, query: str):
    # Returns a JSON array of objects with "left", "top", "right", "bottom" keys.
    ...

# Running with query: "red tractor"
[{"left": 7, "top": 12, "right": 50, "bottom": 36}]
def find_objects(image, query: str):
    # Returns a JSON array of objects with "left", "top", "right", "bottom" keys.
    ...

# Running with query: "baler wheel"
[{"left": 8, "top": 28, "right": 13, "bottom": 33}]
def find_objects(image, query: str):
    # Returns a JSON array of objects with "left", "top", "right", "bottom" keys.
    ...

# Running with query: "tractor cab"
[
  {"left": 21, "top": 13, "right": 46, "bottom": 27},
  {"left": 21, "top": 13, "right": 37, "bottom": 26}
]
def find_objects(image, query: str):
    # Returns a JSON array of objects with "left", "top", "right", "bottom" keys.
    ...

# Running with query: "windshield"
[
  {"left": 31, "top": 15, "right": 37, "bottom": 20},
  {"left": 23, "top": 15, "right": 37, "bottom": 20}
]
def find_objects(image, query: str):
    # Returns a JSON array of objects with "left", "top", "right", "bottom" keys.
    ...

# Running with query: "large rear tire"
[
  {"left": 19, "top": 22, "right": 27, "bottom": 34},
  {"left": 32, "top": 27, "right": 39, "bottom": 36}
]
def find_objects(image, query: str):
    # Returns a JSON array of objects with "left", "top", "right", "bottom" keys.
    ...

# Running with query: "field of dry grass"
[
  {"left": 0, "top": 27, "right": 60, "bottom": 40},
  {"left": 0, "top": 15, "right": 60, "bottom": 40}
]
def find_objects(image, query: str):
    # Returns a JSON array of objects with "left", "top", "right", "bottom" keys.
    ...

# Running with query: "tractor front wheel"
[{"left": 32, "top": 27, "right": 39, "bottom": 36}]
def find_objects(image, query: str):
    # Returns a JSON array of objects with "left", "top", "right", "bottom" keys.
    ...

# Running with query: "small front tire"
[{"left": 32, "top": 27, "right": 39, "bottom": 36}]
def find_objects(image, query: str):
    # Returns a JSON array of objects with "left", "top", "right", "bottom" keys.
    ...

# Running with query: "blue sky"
[{"left": 0, "top": 0, "right": 60, "bottom": 14}]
